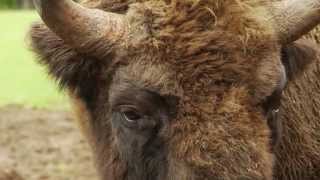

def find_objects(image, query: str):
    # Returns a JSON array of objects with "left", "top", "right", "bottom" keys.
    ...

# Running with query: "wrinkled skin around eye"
[{"left": 109, "top": 88, "right": 173, "bottom": 180}]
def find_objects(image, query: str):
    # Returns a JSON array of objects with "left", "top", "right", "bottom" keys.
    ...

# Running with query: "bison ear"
[
  {"left": 29, "top": 22, "right": 105, "bottom": 100},
  {"left": 281, "top": 39, "right": 319, "bottom": 80}
]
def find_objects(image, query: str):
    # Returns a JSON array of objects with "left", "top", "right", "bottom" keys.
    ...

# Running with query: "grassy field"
[{"left": 0, "top": 10, "right": 67, "bottom": 108}]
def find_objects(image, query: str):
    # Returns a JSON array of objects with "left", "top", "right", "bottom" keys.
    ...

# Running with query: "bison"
[{"left": 29, "top": 0, "right": 320, "bottom": 179}]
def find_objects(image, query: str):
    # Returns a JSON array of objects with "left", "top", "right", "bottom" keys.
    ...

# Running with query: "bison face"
[
  {"left": 29, "top": 0, "right": 320, "bottom": 180},
  {"left": 103, "top": 42, "right": 282, "bottom": 180}
]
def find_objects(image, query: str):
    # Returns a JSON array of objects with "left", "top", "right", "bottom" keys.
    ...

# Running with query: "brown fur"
[
  {"left": 274, "top": 40, "right": 320, "bottom": 180},
  {"left": 69, "top": 91, "right": 95, "bottom": 144},
  {"left": 29, "top": 0, "right": 320, "bottom": 180}
]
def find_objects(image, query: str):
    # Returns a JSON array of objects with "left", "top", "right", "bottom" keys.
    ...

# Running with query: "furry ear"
[
  {"left": 29, "top": 22, "right": 105, "bottom": 104},
  {"left": 29, "top": 22, "right": 102, "bottom": 90},
  {"left": 281, "top": 39, "right": 319, "bottom": 80}
]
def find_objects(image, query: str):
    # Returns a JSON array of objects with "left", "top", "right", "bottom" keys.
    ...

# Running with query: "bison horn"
[
  {"left": 33, "top": 0, "right": 129, "bottom": 57},
  {"left": 272, "top": 0, "right": 320, "bottom": 44}
]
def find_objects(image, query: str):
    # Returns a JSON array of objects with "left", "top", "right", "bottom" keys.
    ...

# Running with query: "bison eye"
[{"left": 120, "top": 106, "right": 142, "bottom": 123}]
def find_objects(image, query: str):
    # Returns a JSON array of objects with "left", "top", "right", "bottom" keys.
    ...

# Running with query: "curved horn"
[
  {"left": 272, "top": 0, "right": 320, "bottom": 44},
  {"left": 33, "top": 0, "right": 129, "bottom": 57}
]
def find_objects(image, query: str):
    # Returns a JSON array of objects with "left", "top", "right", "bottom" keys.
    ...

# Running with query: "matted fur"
[{"left": 274, "top": 40, "right": 320, "bottom": 180}]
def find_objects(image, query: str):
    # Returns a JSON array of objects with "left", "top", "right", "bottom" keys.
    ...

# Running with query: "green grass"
[{"left": 0, "top": 10, "right": 67, "bottom": 108}]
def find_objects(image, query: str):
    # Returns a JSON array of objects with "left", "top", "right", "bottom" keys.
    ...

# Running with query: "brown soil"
[{"left": 0, "top": 105, "right": 98, "bottom": 180}]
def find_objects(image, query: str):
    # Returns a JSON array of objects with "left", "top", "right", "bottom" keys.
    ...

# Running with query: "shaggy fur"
[
  {"left": 274, "top": 39, "right": 320, "bottom": 180},
  {"left": 29, "top": 0, "right": 320, "bottom": 180}
]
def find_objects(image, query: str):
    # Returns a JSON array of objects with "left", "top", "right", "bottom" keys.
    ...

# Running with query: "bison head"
[{"left": 29, "top": 0, "right": 320, "bottom": 179}]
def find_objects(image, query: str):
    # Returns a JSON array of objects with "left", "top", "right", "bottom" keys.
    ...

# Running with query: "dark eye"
[{"left": 120, "top": 106, "right": 142, "bottom": 123}]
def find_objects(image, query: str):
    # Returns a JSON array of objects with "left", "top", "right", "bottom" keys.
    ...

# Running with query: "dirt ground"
[{"left": 0, "top": 105, "right": 98, "bottom": 180}]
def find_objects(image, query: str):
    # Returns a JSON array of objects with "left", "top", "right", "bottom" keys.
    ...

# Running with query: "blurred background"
[
  {"left": 0, "top": 0, "right": 34, "bottom": 9},
  {"left": 0, "top": 1, "right": 97, "bottom": 179},
  {"left": 0, "top": 0, "right": 65, "bottom": 108}
]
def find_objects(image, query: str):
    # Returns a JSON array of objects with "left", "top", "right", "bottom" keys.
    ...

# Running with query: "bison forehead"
[
  {"left": 118, "top": 0, "right": 280, "bottom": 87},
  {"left": 82, "top": 0, "right": 272, "bottom": 14},
  {"left": 107, "top": 0, "right": 282, "bottom": 105},
  {"left": 124, "top": 0, "right": 276, "bottom": 46}
]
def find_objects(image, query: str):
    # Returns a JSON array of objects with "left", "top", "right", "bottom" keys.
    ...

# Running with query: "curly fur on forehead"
[
  {"left": 81, "top": 0, "right": 270, "bottom": 12},
  {"left": 82, "top": 0, "right": 277, "bottom": 54},
  {"left": 80, "top": 1, "right": 281, "bottom": 105},
  {"left": 110, "top": 0, "right": 279, "bottom": 100},
  {"left": 32, "top": 0, "right": 280, "bottom": 99}
]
